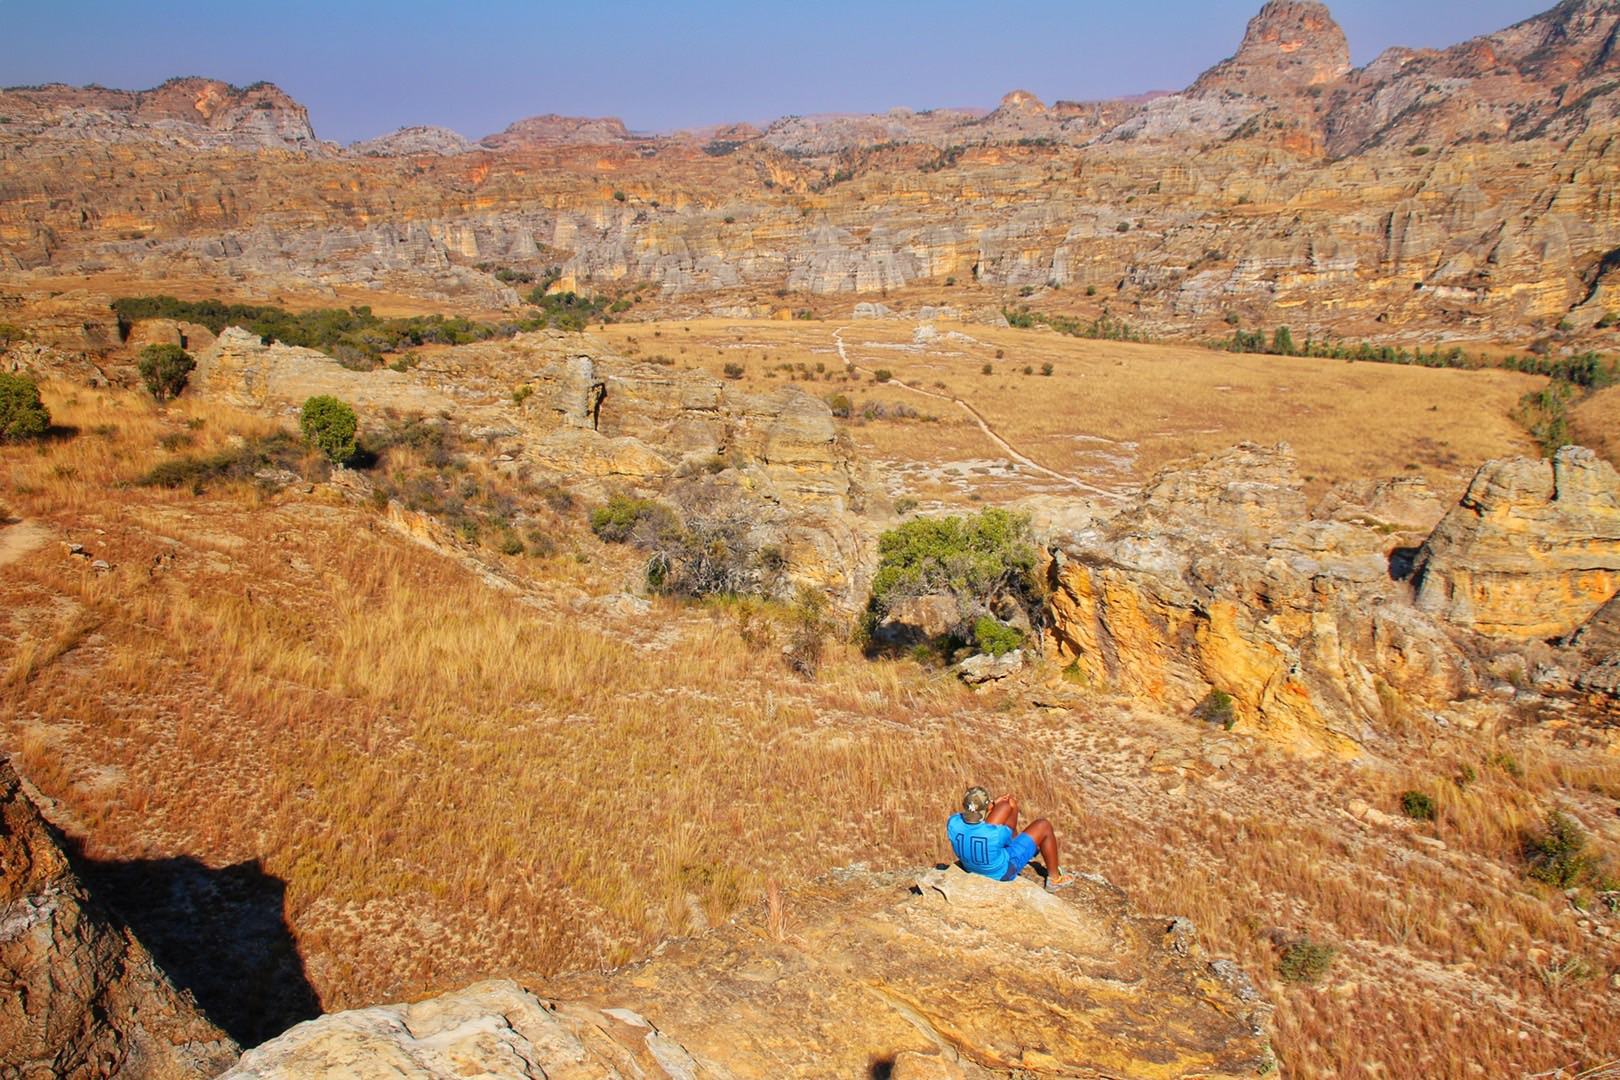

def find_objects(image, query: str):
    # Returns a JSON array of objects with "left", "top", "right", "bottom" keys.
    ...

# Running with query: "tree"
[
  {"left": 1270, "top": 326, "right": 1297, "bottom": 356},
  {"left": 300, "top": 395, "right": 358, "bottom": 464},
  {"left": 138, "top": 343, "right": 196, "bottom": 402},
  {"left": 0, "top": 372, "right": 50, "bottom": 442},
  {"left": 868, "top": 508, "right": 1041, "bottom": 623}
]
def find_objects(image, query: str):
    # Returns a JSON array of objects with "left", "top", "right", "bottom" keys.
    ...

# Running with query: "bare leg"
[{"left": 1020, "top": 818, "right": 1061, "bottom": 877}]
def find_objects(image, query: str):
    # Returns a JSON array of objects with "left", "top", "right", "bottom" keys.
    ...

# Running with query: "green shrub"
[
  {"left": 870, "top": 509, "right": 1037, "bottom": 613},
  {"left": 138, "top": 432, "right": 307, "bottom": 492},
  {"left": 1041, "top": 363, "right": 1054, "bottom": 376},
  {"left": 1193, "top": 689, "right": 1237, "bottom": 730},
  {"left": 299, "top": 395, "right": 359, "bottom": 464},
  {"left": 137, "top": 343, "right": 196, "bottom": 402},
  {"left": 827, "top": 393, "right": 852, "bottom": 418},
  {"left": 1400, "top": 790, "right": 1436, "bottom": 821},
  {"left": 973, "top": 616, "right": 1024, "bottom": 657},
  {"left": 1277, "top": 939, "right": 1337, "bottom": 983},
  {"left": 874, "top": 369, "right": 893, "bottom": 383},
  {"left": 0, "top": 372, "right": 50, "bottom": 442},
  {"left": 723, "top": 362, "right": 745, "bottom": 380},
  {"left": 1524, "top": 811, "right": 1601, "bottom": 888},
  {"left": 589, "top": 494, "right": 680, "bottom": 547}
]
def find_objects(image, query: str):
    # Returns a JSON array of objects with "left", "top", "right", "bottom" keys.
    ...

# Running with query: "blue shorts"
[{"left": 1000, "top": 833, "right": 1038, "bottom": 880}]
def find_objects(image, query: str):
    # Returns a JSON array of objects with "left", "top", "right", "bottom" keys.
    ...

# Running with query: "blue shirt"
[{"left": 947, "top": 813, "right": 1013, "bottom": 879}]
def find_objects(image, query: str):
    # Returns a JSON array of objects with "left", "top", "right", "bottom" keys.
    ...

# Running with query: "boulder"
[
  {"left": 0, "top": 758, "right": 237, "bottom": 1078},
  {"left": 1412, "top": 447, "right": 1620, "bottom": 640}
]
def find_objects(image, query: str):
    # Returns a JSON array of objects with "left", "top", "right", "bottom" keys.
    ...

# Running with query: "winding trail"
[
  {"left": 0, "top": 518, "right": 50, "bottom": 568},
  {"left": 832, "top": 326, "right": 1122, "bottom": 500}
]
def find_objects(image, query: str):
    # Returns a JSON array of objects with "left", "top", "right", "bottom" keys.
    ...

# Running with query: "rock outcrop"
[
  {"left": 1042, "top": 442, "right": 1620, "bottom": 748},
  {"left": 1189, "top": 1, "right": 1353, "bottom": 97},
  {"left": 0, "top": 759, "right": 238, "bottom": 1078},
  {"left": 226, "top": 866, "right": 1274, "bottom": 1078},
  {"left": 1413, "top": 446, "right": 1620, "bottom": 640},
  {"left": 1042, "top": 444, "right": 1475, "bottom": 753},
  {"left": 191, "top": 327, "right": 881, "bottom": 601},
  {"left": 0, "top": 77, "right": 326, "bottom": 154}
]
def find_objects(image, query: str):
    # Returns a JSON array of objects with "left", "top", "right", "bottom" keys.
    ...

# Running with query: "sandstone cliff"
[
  {"left": 224, "top": 866, "right": 1274, "bottom": 1079},
  {"left": 0, "top": 759, "right": 238, "bottom": 1078}
]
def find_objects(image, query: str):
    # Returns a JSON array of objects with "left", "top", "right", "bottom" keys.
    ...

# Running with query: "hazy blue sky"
[{"left": 0, "top": 1, "right": 1559, "bottom": 145}]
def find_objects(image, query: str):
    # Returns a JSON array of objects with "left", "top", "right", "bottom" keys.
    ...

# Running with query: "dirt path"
[
  {"left": 832, "top": 326, "right": 1122, "bottom": 500},
  {"left": 0, "top": 518, "right": 51, "bottom": 567}
]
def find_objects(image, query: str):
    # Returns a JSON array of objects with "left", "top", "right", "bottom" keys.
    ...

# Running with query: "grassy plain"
[
  {"left": 1, "top": 356, "right": 1616, "bottom": 1076},
  {"left": 595, "top": 317, "right": 1549, "bottom": 505}
]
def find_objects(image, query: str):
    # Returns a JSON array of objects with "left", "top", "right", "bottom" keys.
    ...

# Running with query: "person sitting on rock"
[{"left": 947, "top": 785, "right": 1075, "bottom": 891}]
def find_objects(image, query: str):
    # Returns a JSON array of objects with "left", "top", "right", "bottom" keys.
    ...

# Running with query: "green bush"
[
  {"left": 589, "top": 494, "right": 680, "bottom": 547},
  {"left": 138, "top": 343, "right": 196, "bottom": 402},
  {"left": 138, "top": 432, "right": 307, "bottom": 492},
  {"left": 0, "top": 372, "right": 50, "bottom": 442},
  {"left": 827, "top": 393, "right": 852, "bottom": 418},
  {"left": 874, "top": 369, "right": 893, "bottom": 383},
  {"left": 1400, "top": 790, "right": 1436, "bottom": 821},
  {"left": 1193, "top": 689, "right": 1237, "bottom": 730},
  {"left": 1525, "top": 811, "right": 1601, "bottom": 888},
  {"left": 973, "top": 616, "right": 1024, "bottom": 657},
  {"left": 1277, "top": 939, "right": 1337, "bottom": 983},
  {"left": 300, "top": 395, "right": 359, "bottom": 464}
]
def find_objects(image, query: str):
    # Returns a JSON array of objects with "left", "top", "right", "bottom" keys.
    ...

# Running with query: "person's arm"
[{"left": 986, "top": 793, "right": 1019, "bottom": 829}]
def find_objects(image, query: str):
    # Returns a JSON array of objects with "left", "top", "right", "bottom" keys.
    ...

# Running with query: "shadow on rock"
[{"left": 68, "top": 848, "right": 321, "bottom": 1048}]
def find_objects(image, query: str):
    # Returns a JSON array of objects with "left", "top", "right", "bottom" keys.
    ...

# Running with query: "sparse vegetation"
[
  {"left": 1523, "top": 810, "right": 1603, "bottom": 888},
  {"left": 1276, "top": 938, "right": 1337, "bottom": 983}
]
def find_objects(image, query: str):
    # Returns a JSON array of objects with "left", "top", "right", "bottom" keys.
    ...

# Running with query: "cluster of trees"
[
  {"left": 113, "top": 284, "right": 633, "bottom": 370},
  {"left": 1212, "top": 324, "right": 1481, "bottom": 368},
  {"left": 1003, "top": 307, "right": 1147, "bottom": 343}
]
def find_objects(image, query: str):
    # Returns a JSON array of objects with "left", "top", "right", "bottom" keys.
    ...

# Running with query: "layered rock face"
[
  {"left": 0, "top": 759, "right": 238, "bottom": 1078},
  {"left": 1043, "top": 444, "right": 1469, "bottom": 753},
  {"left": 1189, "top": 1, "right": 1353, "bottom": 96},
  {"left": 1042, "top": 442, "right": 1620, "bottom": 749},
  {"left": 0, "top": 77, "right": 326, "bottom": 154},
  {"left": 1412, "top": 446, "right": 1620, "bottom": 640},
  {"left": 227, "top": 866, "right": 1273, "bottom": 1079}
]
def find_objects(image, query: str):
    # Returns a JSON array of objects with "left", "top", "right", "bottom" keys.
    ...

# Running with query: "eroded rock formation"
[
  {"left": 0, "top": 759, "right": 238, "bottom": 1078},
  {"left": 226, "top": 866, "right": 1274, "bottom": 1079},
  {"left": 1042, "top": 442, "right": 1620, "bottom": 750},
  {"left": 1413, "top": 446, "right": 1620, "bottom": 639},
  {"left": 7, "top": 4, "right": 1620, "bottom": 343}
]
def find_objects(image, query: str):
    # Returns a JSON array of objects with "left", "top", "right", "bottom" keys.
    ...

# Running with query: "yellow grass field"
[{"left": 595, "top": 318, "right": 1549, "bottom": 505}]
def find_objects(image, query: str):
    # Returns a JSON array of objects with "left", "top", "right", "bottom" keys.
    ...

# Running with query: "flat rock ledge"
[{"left": 227, "top": 865, "right": 1274, "bottom": 1078}]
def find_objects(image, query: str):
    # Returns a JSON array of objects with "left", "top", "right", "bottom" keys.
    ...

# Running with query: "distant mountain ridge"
[{"left": 6, "top": 1, "right": 1620, "bottom": 347}]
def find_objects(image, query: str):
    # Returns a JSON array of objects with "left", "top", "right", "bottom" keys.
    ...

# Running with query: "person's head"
[{"left": 961, "top": 785, "right": 991, "bottom": 824}]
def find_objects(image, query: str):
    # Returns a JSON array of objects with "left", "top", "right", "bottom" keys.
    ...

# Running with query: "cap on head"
[{"left": 961, "top": 785, "right": 991, "bottom": 824}]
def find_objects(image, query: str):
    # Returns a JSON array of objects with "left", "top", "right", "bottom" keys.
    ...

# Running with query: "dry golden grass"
[
  {"left": 1574, "top": 384, "right": 1620, "bottom": 466},
  {"left": 4, "top": 381, "right": 1619, "bottom": 1076},
  {"left": 596, "top": 318, "right": 1551, "bottom": 505}
]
